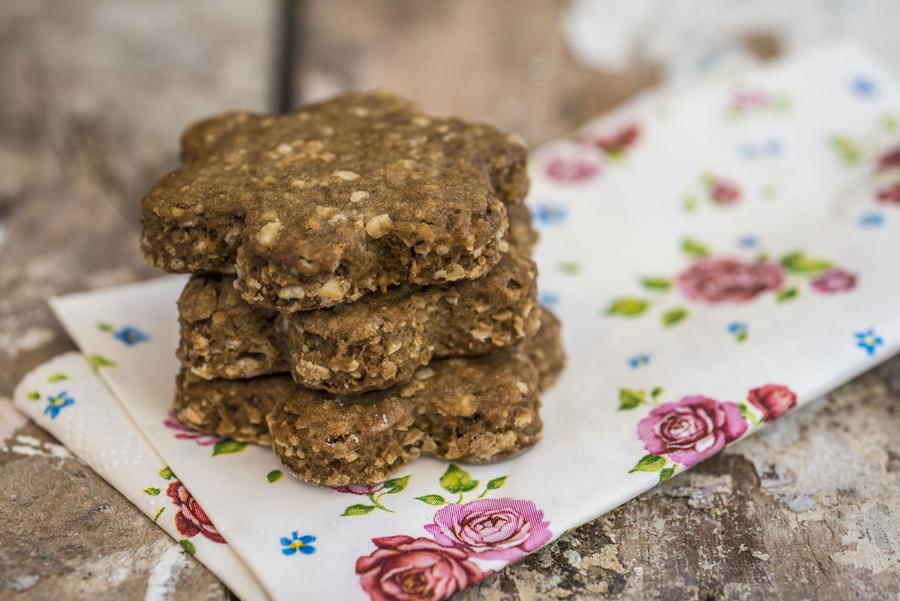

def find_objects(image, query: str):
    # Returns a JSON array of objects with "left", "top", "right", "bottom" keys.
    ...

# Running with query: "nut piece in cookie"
[{"left": 142, "top": 91, "right": 530, "bottom": 312}]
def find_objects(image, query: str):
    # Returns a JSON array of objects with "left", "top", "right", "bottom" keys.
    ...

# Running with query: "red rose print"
[
  {"left": 877, "top": 183, "right": 900, "bottom": 205},
  {"left": 356, "top": 536, "right": 488, "bottom": 601},
  {"left": 877, "top": 145, "right": 900, "bottom": 171},
  {"left": 637, "top": 396, "right": 748, "bottom": 467},
  {"left": 677, "top": 257, "right": 785, "bottom": 303},
  {"left": 584, "top": 123, "right": 642, "bottom": 154},
  {"left": 708, "top": 178, "right": 741, "bottom": 205},
  {"left": 166, "top": 481, "right": 225, "bottom": 543},
  {"left": 810, "top": 268, "right": 857, "bottom": 294},
  {"left": 544, "top": 156, "right": 600, "bottom": 183},
  {"left": 747, "top": 384, "right": 797, "bottom": 422}
]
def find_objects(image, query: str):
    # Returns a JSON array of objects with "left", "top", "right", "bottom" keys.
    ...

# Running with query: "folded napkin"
[{"left": 15, "top": 44, "right": 900, "bottom": 600}]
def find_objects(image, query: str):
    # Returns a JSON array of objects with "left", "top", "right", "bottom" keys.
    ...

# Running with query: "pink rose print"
[
  {"left": 583, "top": 123, "right": 642, "bottom": 154},
  {"left": 166, "top": 481, "right": 226, "bottom": 543},
  {"left": 544, "top": 156, "right": 600, "bottom": 183},
  {"left": 637, "top": 396, "right": 748, "bottom": 467},
  {"left": 677, "top": 257, "right": 785, "bottom": 303},
  {"left": 425, "top": 498, "right": 551, "bottom": 561},
  {"left": 877, "top": 183, "right": 900, "bottom": 205},
  {"left": 731, "top": 89, "right": 771, "bottom": 112},
  {"left": 707, "top": 177, "right": 741, "bottom": 205},
  {"left": 747, "top": 384, "right": 797, "bottom": 422},
  {"left": 164, "top": 410, "right": 220, "bottom": 446},
  {"left": 356, "top": 536, "right": 488, "bottom": 601},
  {"left": 810, "top": 268, "right": 857, "bottom": 294},
  {"left": 877, "top": 145, "right": 900, "bottom": 171},
  {"left": 333, "top": 483, "right": 385, "bottom": 495}
]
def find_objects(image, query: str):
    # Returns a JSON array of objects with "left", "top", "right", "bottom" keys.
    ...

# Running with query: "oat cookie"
[
  {"left": 179, "top": 249, "right": 539, "bottom": 393},
  {"left": 142, "top": 91, "right": 530, "bottom": 312},
  {"left": 173, "top": 311, "right": 564, "bottom": 485}
]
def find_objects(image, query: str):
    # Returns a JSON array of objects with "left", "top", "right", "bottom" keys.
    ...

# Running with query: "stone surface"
[
  {"left": 3, "top": 0, "right": 899, "bottom": 599},
  {"left": 0, "top": 0, "right": 272, "bottom": 598}
]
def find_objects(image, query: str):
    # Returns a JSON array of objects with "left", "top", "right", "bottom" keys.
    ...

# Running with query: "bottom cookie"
[{"left": 174, "top": 310, "right": 564, "bottom": 485}]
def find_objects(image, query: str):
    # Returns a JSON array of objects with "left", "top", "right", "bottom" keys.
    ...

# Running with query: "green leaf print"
[
  {"left": 640, "top": 276, "right": 673, "bottom": 291},
  {"left": 628, "top": 454, "right": 667, "bottom": 473},
  {"left": 775, "top": 287, "right": 799, "bottom": 303},
  {"left": 650, "top": 386, "right": 665, "bottom": 400},
  {"left": 47, "top": 373, "right": 68, "bottom": 383},
  {"left": 26, "top": 391, "right": 40, "bottom": 401},
  {"left": 558, "top": 261, "right": 581, "bottom": 275},
  {"left": 383, "top": 475, "right": 410, "bottom": 494},
  {"left": 618, "top": 388, "right": 647, "bottom": 411},
  {"left": 605, "top": 298, "right": 650, "bottom": 317},
  {"left": 178, "top": 539, "right": 196, "bottom": 556},
  {"left": 143, "top": 487, "right": 160, "bottom": 496},
  {"left": 212, "top": 438, "right": 247, "bottom": 456},
  {"left": 341, "top": 504, "right": 376, "bottom": 517},
  {"left": 485, "top": 476, "right": 508, "bottom": 491},
  {"left": 96, "top": 322, "right": 116, "bottom": 333},
  {"left": 439, "top": 465, "right": 479, "bottom": 494},
  {"left": 828, "top": 135, "right": 862, "bottom": 165},
  {"left": 661, "top": 307, "right": 688, "bottom": 327},
  {"left": 152, "top": 507, "right": 165, "bottom": 523},
  {"left": 659, "top": 466, "right": 676, "bottom": 482},
  {"left": 415, "top": 494, "right": 448, "bottom": 506},
  {"left": 266, "top": 470, "right": 284, "bottom": 483},
  {"left": 780, "top": 251, "right": 831, "bottom": 275},
  {"left": 681, "top": 238, "right": 710, "bottom": 258},
  {"left": 158, "top": 466, "right": 175, "bottom": 480},
  {"left": 88, "top": 354, "right": 117, "bottom": 369}
]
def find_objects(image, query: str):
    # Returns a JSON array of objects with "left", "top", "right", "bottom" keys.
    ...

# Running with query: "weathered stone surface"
[
  {"left": 0, "top": 415, "right": 227, "bottom": 601},
  {"left": 0, "top": 0, "right": 271, "bottom": 598},
  {"left": 296, "top": 0, "right": 659, "bottom": 144}
]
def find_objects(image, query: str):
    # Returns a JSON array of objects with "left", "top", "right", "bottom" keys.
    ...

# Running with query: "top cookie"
[{"left": 141, "top": 91, "right": 530, "bottom": 312}]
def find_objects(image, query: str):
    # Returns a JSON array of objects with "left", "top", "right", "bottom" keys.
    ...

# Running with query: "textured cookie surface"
[
  {"left": 173, "top": 311, "right": 564, "bottom": 486},
  {"left": 177, "top": 205, "right": 538, "bottom": 393},
  {"left": 142, "top": 91, "right": 530, "bottom": 312}
]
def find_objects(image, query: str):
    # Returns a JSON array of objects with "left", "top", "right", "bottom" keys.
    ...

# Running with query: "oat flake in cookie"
[
  {"left": 174, "top": 311, "right": 564, "bottom": 486},
  {"left": 141, "top": 91, "right": 530, "bottom": 312}
]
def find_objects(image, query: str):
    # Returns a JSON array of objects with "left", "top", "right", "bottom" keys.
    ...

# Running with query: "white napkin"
[{"left": 16, "top": 44, "right": 900, "bottom": 600}]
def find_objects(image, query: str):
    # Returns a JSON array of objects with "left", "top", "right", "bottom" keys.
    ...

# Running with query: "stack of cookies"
[{"left": 140, "top": 92, "right": 564, "bottom": 486}]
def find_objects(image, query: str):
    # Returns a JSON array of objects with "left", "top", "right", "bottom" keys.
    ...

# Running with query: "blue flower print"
[
  {"left": 628, "top": 353, "right": 651, "bottom": 369},
  {"left": 737, "top": 235, "right": 759, "bottom": 249},
  {"left": 531, "top": 203, "right": 567, "bottom": 226},
  {"left": 45, "top": 391, "right": 75, "bottom": 419},
  {"left": 728, "top": 321, "right": 749, "bottom": 343},
  {"left": 114, "top": 326, "right": 150, "bottom": 346},
  {"left": 855, "top": 329, "right": 884, "bottom": 356},
  {"left": 858, "top": 212, "right": 885, "bottom": 228},
  {"left": 849, "top": 75, "right": 877, "bottom": 98},
  {"left": 538, "top": 291, "right": 559, "bottom": 308},
  {"left": 281, "top": 531, "right": 316, "bottom": 556}
]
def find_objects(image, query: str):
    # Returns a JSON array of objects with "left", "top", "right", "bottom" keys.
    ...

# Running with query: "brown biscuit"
[
  {"left": 177, "top": 199, "right": 539, "bottom": 391},
  {"left": 173, "top": 311, "right": 564, "bottom": 486},
  {"left": 141, "top": 91, "right": 530, "bottom": 312},
  {"left": 178, "top": 250, "right": 539, "bottom": 393}
]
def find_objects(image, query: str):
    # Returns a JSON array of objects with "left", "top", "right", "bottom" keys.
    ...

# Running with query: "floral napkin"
[{"left": 15, "top": 44, "right": 900, "bottom": 600}]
